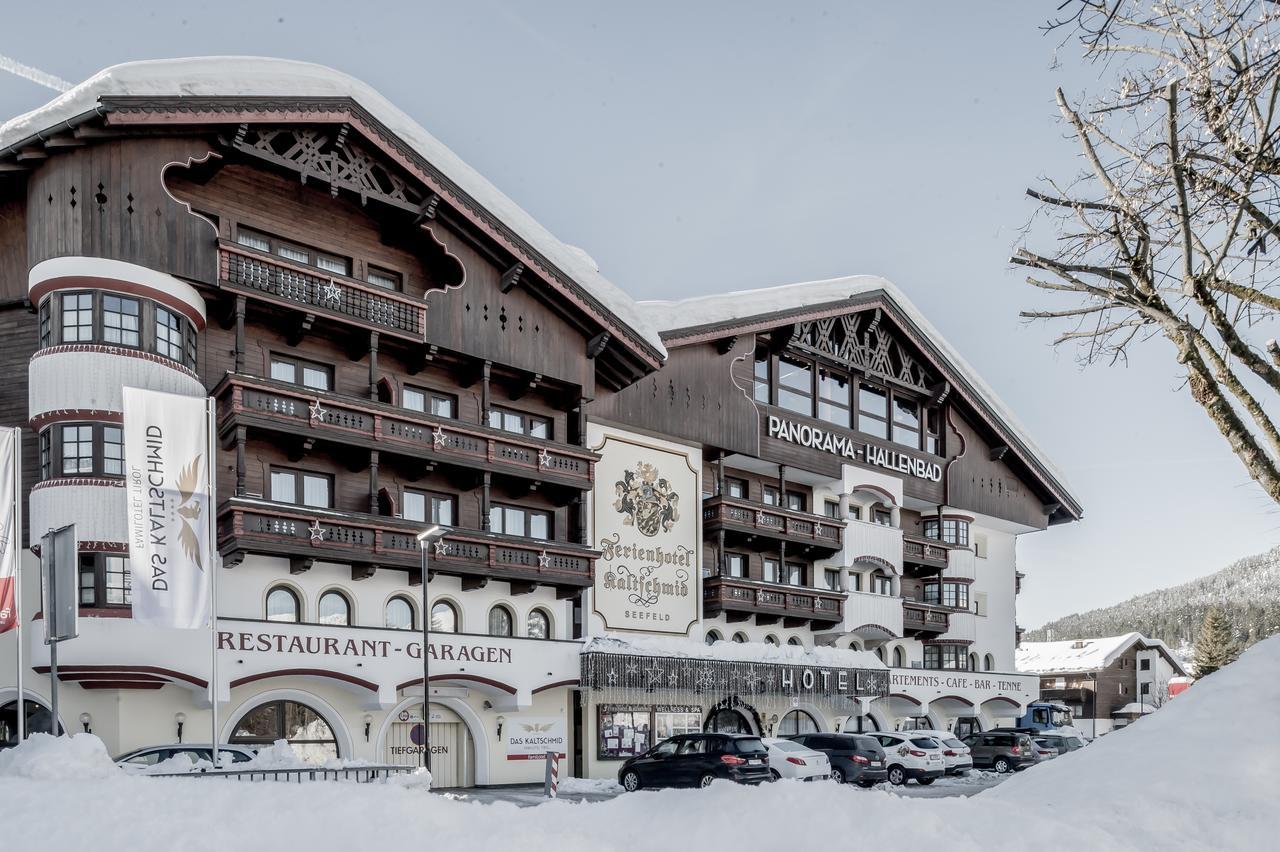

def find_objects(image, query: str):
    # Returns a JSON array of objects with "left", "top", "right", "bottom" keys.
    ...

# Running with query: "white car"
[
  {"left": 762, "top": 737, "right": 830, "bottom": 782},
  {"left": 912, "top": 730, "right": 973, "bottom": 776},
  {"left": 115, "top": 744, "right": 256, "bottom": 770},
  {"left": 868, "top": 732, "right": 946, "bottom": 785}
]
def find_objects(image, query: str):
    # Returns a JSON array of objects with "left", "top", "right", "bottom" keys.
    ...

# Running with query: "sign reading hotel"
[
  {"left": 766, "top": 415, "right": 942, "bottom": 482},
  {"left": 504, "top": 717, "right": 568, "bottom": 761},
  {"left": 590, "top": 427, "right": 699, "bottom": 635}
]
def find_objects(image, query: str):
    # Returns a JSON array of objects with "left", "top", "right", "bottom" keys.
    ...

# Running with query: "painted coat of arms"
[{"left": 613, "top": 461, "right": 680, "bottom": 537}]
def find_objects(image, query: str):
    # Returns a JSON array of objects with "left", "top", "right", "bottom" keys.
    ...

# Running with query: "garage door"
[{"left": 385, "top": 703, "right": 474, "bottom": 788}]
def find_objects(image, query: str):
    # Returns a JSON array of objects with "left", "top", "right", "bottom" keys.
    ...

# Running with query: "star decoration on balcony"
[
  {"left": 693, "top": 666, "right": 716, "bottom": 691},
  {"left": 537, "top": 448, "right": 551, "bottom": 468},
  {"left": 308, "top": 399, "right": 327, "bottom": 422},
  {"left": 756, "top": 510, "right": 767, "bottom": 525},
  {"left": 625, "top": 661, "right": 639, "bottom": 676},
  {"left": 321, "top": 280, "right": 343, "bottom": 304},
  {"left": 434, "top": 539, "right": 449, "bottom": 558},
  {"left": 537, "top": 550, "right": 551, "bottom": 569},
  {"left": 308, "top": 519, "right": 327, "bottom": 543},
  {"left": 606, "top": 669, "right": 619, "bottom": 686},
  {"left": 667, "top": 672, "right": 679, "bottom": 686},
  {"left": 432, "top": 426, "right": 447, "bottom": 448},
  {"left": 814, "top": 523, "right": 824, "bottom": 536},
  {"left": 644, "top": 664, "right": 664, "bottom": 686},
  {"left": 742, "top": 670, "right": 764, "bottom": 692}
]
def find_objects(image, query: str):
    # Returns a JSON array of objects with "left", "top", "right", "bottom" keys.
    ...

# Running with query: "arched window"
[
  {"left": 1, "top": 699, "right": 62, "bottom": 744},
  {"left": 526, "top": 608, "right": 551, "bottom": 640},
  {"left": 704, "top": 708, "right": 750, "bottom": 734},
  {"left": 266, "top": 586, "right": 300, "bottom": 623},
  {"left": 230, "top": 699, "right": 339, "bottom": 763},
  {"left": 984, "top": 653, "right": 995, "bottom": 672},
  {"left": 384, "top": 596, "right": 414, "bottom": 630},
  {"left": 787, "top": 636, "right": 803, "bottom": 647},
  {"left": 850, "top": 714, "right": 879, "bottom": 733},
  {"left": 704, "top": 630, "right": 722, "bottom": 645},
  {"left": 870, "top": 569, "right": 892, "bottom": 596},
  {"left": 875, "top": 646, "right": 886, "bottom": 662},
  {"left": 488, "top": 605, "right": 514, "bottom": 637},
  {"left": 317, "top": 591, "right": 350, "bottom": 626},
  {"left": 764, "top": 635, "right": 780, "bottom": 646},
  {"left": 731, "top": 632, "right": 748, "bottom": 644},
  {"left": 892, "top": 646, "right": 905, "bottom": 668},
  {"left": 968, "top": 652, "right": 979, "bottom": 671},
  {"left": 777, "top": 709, "right": 818, "bottom": 736},
  {"left": 430, "top": 601, "right": 458, "bottom": 633}
]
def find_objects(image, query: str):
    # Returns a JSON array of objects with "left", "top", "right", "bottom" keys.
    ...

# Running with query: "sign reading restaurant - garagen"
[{"left": 589, "top": 426, "right": 700, "bottom": 635}]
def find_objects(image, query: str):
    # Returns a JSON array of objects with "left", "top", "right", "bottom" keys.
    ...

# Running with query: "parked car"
[
  {"left": 961, "top": 731, "right": 1038, "bottom": 773},
  {"left": 1031, "top": 737, "right": 1060, "bottom": 761},
  {"left": 867, "top": 732, "right": 946, "bottom": 785},
  {"left": 912, "top": 730, "right": 973, "bottom": 776},
  {"left": 618, "top": 733, "right": 771, "bottom": 791},
  {"left": 787, "top": 732, "right": 888, "bottom": 786},
  {"left": 1030, "top": 731, "right": 1086, "bottom": 754},
  {"left": 115, "top": 744, "right": 256, "bottom": 769},
  {"left": 762, "top": 738, "right": 830, "bottom": 782}
]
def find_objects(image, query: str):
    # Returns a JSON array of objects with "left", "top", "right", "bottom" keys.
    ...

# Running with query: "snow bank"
[
  {"left": 558, "top": 776, "right": 624, "bottom": 795},
  {"left": 0, "top": 733, "right": 118, "bottom": 780},
  {"left": 0, "top": 638, "right": 1275, "bottom": 851},
  {"left": 583, "top": 634, "right": 885, "bottom": 669}
]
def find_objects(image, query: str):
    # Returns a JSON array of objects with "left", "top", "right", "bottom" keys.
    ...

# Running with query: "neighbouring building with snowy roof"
[
  {"left": 1017, "top": 633, "right": 1189, "bottom": 738},
  {"left": 0, "top": 57, "right": 1080, "bottom": 786}
]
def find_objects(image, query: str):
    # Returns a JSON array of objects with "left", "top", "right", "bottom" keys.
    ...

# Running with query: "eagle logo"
[
  {"left": 521, "top": 723, "right": 554, "bottom": 733},
  {"left": 613, "top": 461, "right": 679, "bottom": 537},
  {"left": 175, "top": 455, "right": 205, "bottom": 572}
]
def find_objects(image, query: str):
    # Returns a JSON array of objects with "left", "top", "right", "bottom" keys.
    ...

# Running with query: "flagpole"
[
  {"left": 12, "top": 429, "right": 23, "bottom": 742},
  {"left": 206, "top": 399, "right": 219, "bottom": 767}
]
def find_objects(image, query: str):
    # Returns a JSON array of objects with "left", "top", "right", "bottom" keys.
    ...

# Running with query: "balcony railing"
[
  {"left": 214, "top": 374, "right": 596, "bottom": 490},
  {"left": 702, "top": 576, "right": 844, "bottom": 625},
  {"left": 902, "top": 601, "right": 950, "bottom": 635},
  {"left": 220, "top": 243, "right": 427, "bottom": 341},
  {"left": 902, "top": 536, "right": 949, "bottom": 571},
  {"left": 217, "top": 499, "right": 595, "bottom": 589},
  {"left": 702, "top": 496, "right": 843, "bottom": 552}
]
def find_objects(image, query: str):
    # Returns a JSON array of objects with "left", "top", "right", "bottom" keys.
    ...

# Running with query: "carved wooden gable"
[{"left": 787, "top": 308, "right": 935, "bottom": 391}]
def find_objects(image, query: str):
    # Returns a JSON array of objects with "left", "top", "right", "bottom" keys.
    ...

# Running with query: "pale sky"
[{"left": 2, "top": 1, "right": 1274, "bottom": 628}]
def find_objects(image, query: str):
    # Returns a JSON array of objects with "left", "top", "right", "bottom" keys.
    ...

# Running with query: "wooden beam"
[
  {"left": 222, "top": 551, "right": 245, "bottom": 569},
  {"left": 499, "top": 262, "right": 525, "bottom": 294},
  {"left": 783, "top": 616, "right": 807, "bottom": 629},
  {"left": 15, "top": 148, "right": 47, "bottom": 162},
  {"left": 461, "top": 576, "right": 489, "bottom": 591},
  {"left": 1043, "top": 502, "right": 1061, "bottom": 516},
  {"left": 754, "top": 613, "right": 780, "bottom": 626},
  {"left": 586, "top": 331, "right": 611, "bottom": 359},
  {"left": 286, "top": 312, "right": 316, "bottom": 346},
  {"left": 725, "top": 611, "right": 752, "bottom": 624},
  {"left": 351, "top": 564, "right": 377, "bottom": 581},
  {"left": 42, "top": 135, "right": 87, "bottom": 150},
  {"left": 508, "top": 580, "right": 537, "bottom": 596},
  {"left": 289, "top": 557, "right": 315, "bottom": 575},
  {"left": 509, "top": 373, "right": 542, "bottom": 401},
  {"left": 715, "top": 335, "right": 739, "bottom": 355},
  {"left": 989, "top": 445, "right": 1009, "bottom": 461},
  {"left": 930, "top": 380, "right": 952, "bottom": 407},
  {"left": 412, "top": 193, "right": 441, "bottom": 225},
  {"left": 556, "top": 586, "right": 581, "bottom": 600},
  {"left": 0, "top": 163, "right": 30, "bottom": 173}
]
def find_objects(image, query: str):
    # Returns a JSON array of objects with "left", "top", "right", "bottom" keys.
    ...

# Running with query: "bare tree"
[{"left": 1015, "top": 0, "right": 1280, "bottom": 503}]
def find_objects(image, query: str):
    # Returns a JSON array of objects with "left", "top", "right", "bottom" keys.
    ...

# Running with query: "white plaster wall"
[
  {"left": 971, "top": 523, "right": 1017, "bottom": 671},
  {"left": 29, "top": 481, "right": 127, "bottom": 543},
  {"left": 29, "top": 347, "right": 205, "bottom": 420}
]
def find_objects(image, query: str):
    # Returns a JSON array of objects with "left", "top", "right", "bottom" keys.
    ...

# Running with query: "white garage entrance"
[{"left": 385, "top": 702, "right": 475, "bottom": 788}]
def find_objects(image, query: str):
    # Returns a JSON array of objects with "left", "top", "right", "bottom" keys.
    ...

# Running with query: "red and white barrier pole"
[{"left": 543, "top": 750, "right": 560, "bottom": 798}]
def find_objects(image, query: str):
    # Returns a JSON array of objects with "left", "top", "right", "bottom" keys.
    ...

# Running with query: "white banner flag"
[
  {"left": 0, "top": 427, "right": 19, "bottom": 634},
  {"left": 124, "top": 388, "right": 213, "bottom": 629}
]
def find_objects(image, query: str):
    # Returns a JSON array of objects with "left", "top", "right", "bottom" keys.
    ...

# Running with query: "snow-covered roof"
[
  {"left": 1016, "top": 632, "right": 1188, "bottom": 676},
  {"left": 583, "top": 634, "right": 886, "bottom": 670},
  {"left": 640, "top": 275, "right": 1079, "bottom": 515},
  {"left": 1112, "top": 702, "right": 1157, "bottom": 716},
  {"left": 0, "top": 57, "right": 665, "bottom": 360}
]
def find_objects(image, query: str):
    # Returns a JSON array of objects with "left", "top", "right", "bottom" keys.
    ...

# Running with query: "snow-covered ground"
[{"left": 2, "top": 636, "right": 1276, "bottom": 851}]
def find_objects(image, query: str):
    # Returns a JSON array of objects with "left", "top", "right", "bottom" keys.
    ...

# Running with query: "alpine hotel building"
[{"left": 0, "top": 59, "right": 1082, "bottom": 786}]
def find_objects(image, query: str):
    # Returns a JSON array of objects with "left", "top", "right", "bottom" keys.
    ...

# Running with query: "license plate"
[
  {"left": 871, "top": 760, "right": 882, "bottom": 767},
  {"left": 748, "top": 759, "right": 762, "bottom": 765}
]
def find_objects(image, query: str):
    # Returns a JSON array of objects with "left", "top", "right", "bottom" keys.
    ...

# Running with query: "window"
[
  {"left": 403, "top": 387, "right": 455, "bottom": 418},
  {"left": 270, "top": 469, "right": 332, "bottom": 508},
  {"left": 277, "top": 242, "right": 309, "bottom": 264},
  {"left": 231, "top": 700, "right": 339, "bottom": 764},
  {"left": 403, "top": 490, "right": 454, "bottom": 526},
  {"left": 857, "top": 383, "right": 889, "bottom": 439},
  {"left": 39, "top": 431, "right": 51, "bottom": 480},
  {"left": 817, "top": 367, "right": 851, "bottom": 426},
  {"left": 367, "top": 267, "right": 401, "bottom": 291},
  {"left": 872, "top": 508, "right": 892, "bottom": 526},
  {"left": 489, "top": 504, "right": 551, "bottom": 539},
  {"left": 724, "top": 553, "right": 746, "bottom": 578},
  {"left": 102, "top": 426, "right": 123, "bottom": 475},
  {"left": 269, "top": 355, "right": 331, "bottom": 391},
  {"left": 762, "top": 485, "right": 780, "bottom": 507},
  {"left": 723, "top": 477, "right": 747, "bottom": 499},
  {"left": 847, "top": 572, "right": 862, "bottom": 592},
  {"left": 752, "top": 349, "right": 770, "bottom": 404},
  {"left": 155, "top": 307, "right": 185, "bottom": 362},
  {"left": 974, "top": 533, "right": 988, "bottom": 558},
  {"left": 824, "top": 500, "right": 841, "bottom": 519},
  {"left": 235, "top": 228, "right": 272, "bottom": 252},
  {"left": 871, "top": 571, "right": 893, "bottom": 596},
  {"left": 704, "top": 630, "right": 722, "bottom": 645},
  {"left": 765, "top": 635, "right": 780, "bottom": 646},
  {"left": 777, "top": 710, "right": 818, "bottom": 736},
  {"left": 923, "top": 518, "right": 970, "bottom": 547},
  {"left": 787, "top": 636, "right": 803, "bottom": 647},
  {"left": 822, "top": 568, "right": 841, "bottom": 591},
  {"left": 488, "top": 605, "right": 514, "bottom": 637},
  {"left": 925, "top": 408, "right": 942, "bottom": 455},
  {"left": 777, "top": 356, "right": 813, "bottom": 415},
  {"left": 785, "top": 491, "right": 806, "bottom": 512},
  {"left": 315, "top": 252, "right": 349, "bottom": 276},
  {"left": 431, "top": 601, "right": 458, "bottom": 633},
  {"left": 38, "top": 299, "right": 51, "bottom": 347},
  {"left": 488, "top": 406, "right": 551, "bottom": 439},
  {"left": 60, "top": 292, "right": 94, "bottom": 342},
  {"left": 785, "top": 563, "right": 804, "bottom": 586},
  {"left": 385, "top": 596, "right": 414, "bottom": 630},
  {"left": 731, "top": 632, "right": 747, "bottom": 644},
  {"left": 984, "top": 654, "right": 995, "bottom": 671},
  {"left": 101, "top": 294, "right": 141, "bottom": 347},
  {"left": 597, "top": 706, "right": 660, "bottom": 759},
  {"left": 763, "top": 558, "right": 779, "bottom": 584},
  {"left": 527, "top": 608, "right": 551, "bottom": 639},
  {"left": 266, "top": 587, "right": 300, "bottom": 622},
  {"left": 654, "top": 710, "right": 702, "bottom": 740},
  {"left": 78, "top": 553, "right": 131, "bottom": 607},
  {"left": 1118, "top": 684, "right": 1127, "bottom": 695},
  {"left": 892, "top": 397, "right": 921, "bottom": 448},
  {"left": 923, "top": 645, "right": 968, "bottom": 670},
  {"left": 1139, "top": 658, "right": 1151, "bottom": 671},
  {"left": 847, "top": 504, "right": 862, "bottom": 521},
  {"left": 60, "top": 425, "right": 94, "bottom": 474},
  {"left": 43, "top": 423, "right": 123, "bottom": 480},
  {"left": 893, "top": 646, "right": 906, "bottom": 667},
  {"left": 317, "top": 591, "right": 350, "bottom": 626},
  {"left": 923, "top": 581, "right": 969, "bottom": 610},
  {"left": 1140, "top": 682, "right": 1150, "bottom": 695}
]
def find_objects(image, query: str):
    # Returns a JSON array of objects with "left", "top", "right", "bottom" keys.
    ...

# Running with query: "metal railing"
[{"left": 165, "top": 765, "right": 415, "bottom": 783}]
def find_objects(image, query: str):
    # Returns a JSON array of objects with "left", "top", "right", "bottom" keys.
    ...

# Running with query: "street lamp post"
[{"left": 416, "top": 525, "right": 443, "bottom": 772}]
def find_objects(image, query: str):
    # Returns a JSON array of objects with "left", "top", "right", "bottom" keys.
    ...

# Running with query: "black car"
[
  {"left": 786, "top": 733, "right": 888, "bottom": 786},
  {"left": 961, "top": 731, "right": 1038, "bottom": 773},
  {"left": 618, "top": 733, "right": 771, "bottom": 791}
]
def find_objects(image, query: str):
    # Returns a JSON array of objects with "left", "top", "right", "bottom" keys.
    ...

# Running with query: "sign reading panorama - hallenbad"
[
  {"left": 589, "top": 426, "right": 701, "bottom": 635},
  {"left": 766, "top": 414, "right": 942, "bottom": 482}
]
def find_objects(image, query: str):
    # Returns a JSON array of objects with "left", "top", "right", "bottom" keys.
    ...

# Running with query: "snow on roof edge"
[
  {"left": 0, "top": 57, "right": 665, "bottom": 359},
  {"left": 640, "top": 275, "right": 1079, "bottom": 513},
  {"left": 1016, "top": 632, "right": 1189, "bottom": 676}
]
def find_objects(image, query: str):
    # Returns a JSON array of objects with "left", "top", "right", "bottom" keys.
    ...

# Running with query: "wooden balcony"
[
  {"left": 702, "top": 576, "right": 844, "bottom": 627},
  {"left": 701, "top": 496, "right": 843, "bottom": 555},
  {"left": 217, "top": 498, "right": 594, "bottom": 593},
  {"left": 213, "top": 374, "right": 597, "bottom": 492},
  {"left": 902, "top": 535, "right": 949, "bottom": 575},
  {"left": 902, "top": 601, "right": 950, "bottom": 637},
  {"left": 219, "top": 243, "right": 428, "bottom": 342}
]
